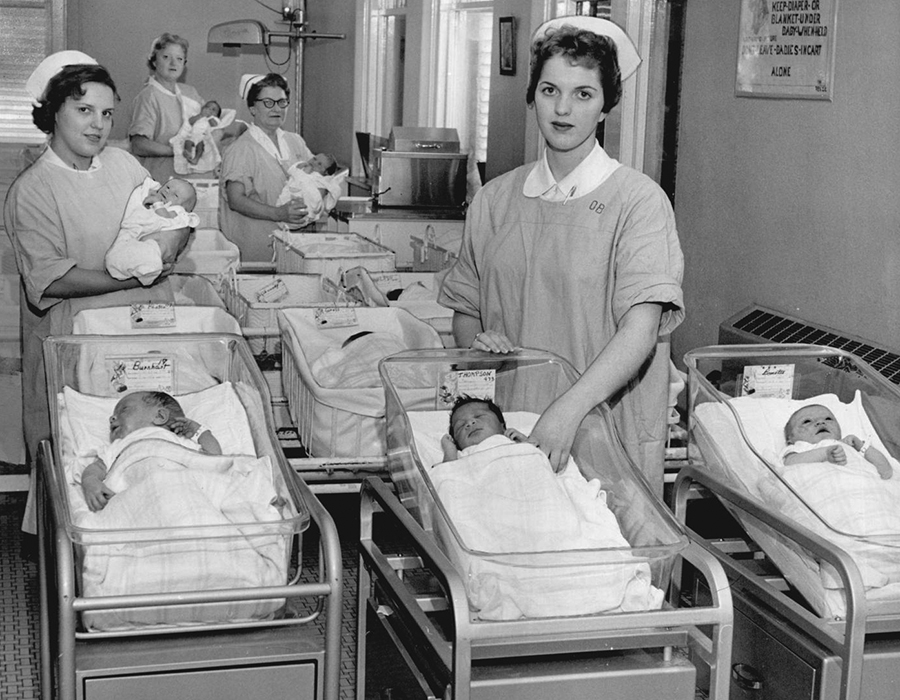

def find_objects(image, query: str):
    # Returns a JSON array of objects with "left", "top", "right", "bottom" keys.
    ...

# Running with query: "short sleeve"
[
  {"left": 129, "top": 88, "right": 159, "bottom": 139},
  {"left": 437, "top": 188, "right": 487, "bottom": 319},
  {"left": 610, "top": 173, "right": 684, "bottom": 335}
]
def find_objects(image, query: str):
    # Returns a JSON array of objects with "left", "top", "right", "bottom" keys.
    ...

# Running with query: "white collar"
[
  {"left": 43, "top": 143, "right": 102, "bottom": 173},
  {"left": 248, "top": 123, "right": 290, "bottom": 162},
  {"left": 147, "top": 75, "right": 181, "bottom": 98},
  {"left": 523, "top": 142, "right": 620, "bottom": 202}
]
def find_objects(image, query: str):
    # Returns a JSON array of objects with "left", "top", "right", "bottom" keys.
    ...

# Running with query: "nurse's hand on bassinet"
[{"left": 471, "top": 330, "right": 516, "bottom": 354}]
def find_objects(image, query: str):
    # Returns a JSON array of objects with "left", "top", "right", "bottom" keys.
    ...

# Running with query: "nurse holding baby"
[
  {"left": 129, "top": 33, "right": 205, "bottom": 184},
  {"left": 218, "top": 73, "right": 315, "bottom": 261},
  {"left": 3, "top": 52, "right": 214, "bottom": 531}
]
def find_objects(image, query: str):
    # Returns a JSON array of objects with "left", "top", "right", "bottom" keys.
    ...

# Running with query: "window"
[
  {"left": 354, "top": 0, "right": 493, "bottom": 166},
  {"left": 0, "top": 0, "right": 64, "bottom": 144}
]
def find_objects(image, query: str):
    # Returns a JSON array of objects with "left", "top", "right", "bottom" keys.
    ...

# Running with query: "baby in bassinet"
[
  {"left": 783, "top": 404, "right": 892, "bottom": 479},
  {"left": 440, "top": 396, "right": 531, "bottom": 463},
  {"left": 105, "top": 177, "right": 200, "bottom": 285},
  {"left": 276, "top": 153, "right": 345, "bottom": 227},
  {"left": 78, "top": 391, "right": 221, "bottom": 512}
]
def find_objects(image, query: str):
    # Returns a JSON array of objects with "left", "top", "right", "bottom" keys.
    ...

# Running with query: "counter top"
[{"left": 338, "top": 206, "right": 467, "bottom": 222}]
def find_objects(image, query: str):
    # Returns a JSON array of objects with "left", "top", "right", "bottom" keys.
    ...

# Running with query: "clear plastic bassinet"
[
  {"left": 685, "top": 343, "right": 900, "bottom": 618},
  {"left": 42, "top": 333, "right": 310, "bottom": 632},
  {"left": 379, "top": 348, "right": 688, "bottom": 619}
]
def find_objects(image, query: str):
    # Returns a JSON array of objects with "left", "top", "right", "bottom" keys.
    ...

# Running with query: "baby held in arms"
[
  {"left": 782, "top": 404, "right": 893, "bottom": 479},
  {"left": 440, "top": 396, "right": 532, "bottom": 463},
  {"left": 105, "top": 177, "right": 200, "bottom": 285},
  {"left": 78, "top": 391, "right": 221, "bottom": 512}
]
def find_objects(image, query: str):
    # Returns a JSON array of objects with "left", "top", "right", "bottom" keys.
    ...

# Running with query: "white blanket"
[
  {"left": 78, "top": 438, "right": 288, "bottom": 631},
  {"left": 429, "top": 434, "right": 662, "bottom": 620}
]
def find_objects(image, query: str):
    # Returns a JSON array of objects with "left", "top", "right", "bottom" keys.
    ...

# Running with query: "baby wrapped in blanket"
[
  {"left": 105, "top": 176, "right": 200, "bottom": 285},
  {"left": 275, "top": 154, "right": 346, "bottom": 229},
  {"left": 429, "top": 397, "right": 662, "bottom": 620},
  {"left": 67, "top": 388, "right": 287, "bottom": 630}
]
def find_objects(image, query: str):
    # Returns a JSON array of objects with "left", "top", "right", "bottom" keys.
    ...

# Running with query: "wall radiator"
[{"left": 719, "top": 304, "right": 900, "bottom": 386}]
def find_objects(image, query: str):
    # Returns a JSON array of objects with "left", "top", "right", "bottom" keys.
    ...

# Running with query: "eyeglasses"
[{"left": 256, "top": 98, "right": 290, "bottom": 109}]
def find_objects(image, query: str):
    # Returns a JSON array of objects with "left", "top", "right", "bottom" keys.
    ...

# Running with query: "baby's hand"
[
  {"left": 82, "top": 475, "right": 115, "bottom": 512},
  {"left": 440, "top": 434, "right": 458, "bottom": 462},
  {"left": 505, "top": 428, "right": 530, "bottom": 444},
  {"left": 826, "top": 444, "right": 847, "bottom": 465},
  {"left": 169, "top": 417, "right": 201, "bottom": 439},
  {"left": 843, "top": 434, "right": 863, "bottom": 451}
]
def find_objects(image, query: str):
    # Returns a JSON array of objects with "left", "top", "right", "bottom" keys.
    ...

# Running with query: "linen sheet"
[
  {"left": 418, "top": 416, "right": 662, "bottom": 620},
  {"left": 78, "top": 438, "right": 288, "bottom": 630}
]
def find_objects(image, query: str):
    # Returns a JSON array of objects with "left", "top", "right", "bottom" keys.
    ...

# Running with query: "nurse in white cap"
[
  {"left": 3, "top": 52, "right": 200, "bottom": 532},
  {"left": 218, "top": 73, "right": 314, "bottom": 261},
  {"left": 439, "top": 17, "right": 684, "bottom": 493}
]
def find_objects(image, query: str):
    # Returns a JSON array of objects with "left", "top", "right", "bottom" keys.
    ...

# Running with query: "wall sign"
[{"left": 736, "top": 0, "right": 838, "bottom": 100}]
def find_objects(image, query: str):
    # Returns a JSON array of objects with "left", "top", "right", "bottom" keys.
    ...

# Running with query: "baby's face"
[
  {"left": 201, "top": 102, "right": 221, "bottom": 118},
  {"left": 157, "top": 179, "right": 197, "bottom": 211},
  {"left": 787, "top": 405, "right": 842, "bottom": 444},
  {"left": 304, "top": 154, "right": 333, "bottom": 175},
  {"left": 109, "top": 393, "right": 159, "bottom": 441},
  {"left": 450, "top": 401, "right": 504, "bottom": 450}
]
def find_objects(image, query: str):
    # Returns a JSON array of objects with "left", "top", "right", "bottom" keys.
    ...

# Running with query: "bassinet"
[
  {"left": 38, "top": 333, "right": 342, "bottom": 700},
  {"left": 676, "top": 343, "right": 900, "bottom": 700},
  {"left": 357, "top": 348, "right": 735, "bottom": 700}
]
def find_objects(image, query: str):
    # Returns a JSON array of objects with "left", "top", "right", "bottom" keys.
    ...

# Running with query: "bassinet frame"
[
  {"left": 36, "top": 333, "right": 343, "bottom": 700},
  {"left": 676, "top": 343, "right": 900, "bottom": 700},
  {"left": 358, "top": 477, "right": 734, "bottom": 699}
]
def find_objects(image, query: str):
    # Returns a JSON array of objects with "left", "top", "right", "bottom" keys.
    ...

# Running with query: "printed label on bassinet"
[
  {"left": 314, "top": 306, "right": 359, "bottom": 328},
  {"left": 130, "top": 302, "right": 176, "bottom": 329},
  {"left": 740, "top": 363, "right": 795, "bottom": 399},
  {"left": 105, "top": 354, "right": 174, "bottom": 394},
  {"left": 437, "top": 369, "right": 496, "bottom": 409},
  {"left": 255, "top": 278, "right": 289, "bottom": 303}
]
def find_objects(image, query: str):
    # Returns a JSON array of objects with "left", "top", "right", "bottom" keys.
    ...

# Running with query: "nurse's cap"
[
  {"left": 532, "top": 16, "right": 641, "bottom": 80},
  {"left": 26, "top": 50, "right": 98, "bottom": 106},
  {"left": 240, "top": 74, "right": 265, "bottom": 100}
]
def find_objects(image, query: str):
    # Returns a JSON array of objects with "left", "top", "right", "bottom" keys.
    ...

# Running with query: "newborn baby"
[
  {"left": 76, "top": 391, "right": 221, "bottom": 512},
  {"left": 782, "top": 404, "right": 893, "bottom": 479},
  {"left": 105, "top": 177, "right": 200, "bottom": 285},
  {"left": 440, "top": 396, "right": 531, "bottom": 463},
  {"left": 182, "top": 100, "right": 221, "bottom": 165},
  {"left": 276, "top": 153, "right": 345, "bottom": 228}
]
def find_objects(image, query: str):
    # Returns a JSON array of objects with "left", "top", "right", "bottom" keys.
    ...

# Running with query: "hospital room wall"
[
  {"left": 672, "top": 1, "right": 900, "bottom": 367},
  {"left": 69, "top": 0, "right": 356, "bottom": 168}
]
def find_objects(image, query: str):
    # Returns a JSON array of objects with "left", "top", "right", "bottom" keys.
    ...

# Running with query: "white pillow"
[
  {"left": 408, "top": 410, "right": 541, "bottom": 469},
  {"left": 60, "top": 382, "right": 256, "bottom": 459}
]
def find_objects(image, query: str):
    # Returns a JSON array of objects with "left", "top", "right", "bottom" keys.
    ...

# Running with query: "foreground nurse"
[
  {"left": 438, "top": 17, "right": 684, "bottom": 495},
  {"left": 4, "top": 52, "right": 171, "bottom": 531},
  {"left": 218, "top": 73, "right": 314, "bottom": 261}
]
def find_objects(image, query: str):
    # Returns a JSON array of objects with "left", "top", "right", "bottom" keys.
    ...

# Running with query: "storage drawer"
[{"left": 731, "top": 604, "right": 816, "bottom": 699}]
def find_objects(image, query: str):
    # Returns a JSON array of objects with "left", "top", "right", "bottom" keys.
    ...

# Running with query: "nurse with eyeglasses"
[{"left": 219, "top": 73, "right": 315, "bottom": 261}]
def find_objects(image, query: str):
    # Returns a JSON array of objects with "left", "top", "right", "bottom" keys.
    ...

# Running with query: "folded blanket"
[
  {"left": 429, "top": 435, "right": 662, "bottom": 620},
  {"left": 79, "top": 439, "right": 288, "bottom": 630}
]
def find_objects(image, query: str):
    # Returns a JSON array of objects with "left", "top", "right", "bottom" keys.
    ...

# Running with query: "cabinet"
[{"left": 348, "top": 216, "right": 463, "bottom": 270}]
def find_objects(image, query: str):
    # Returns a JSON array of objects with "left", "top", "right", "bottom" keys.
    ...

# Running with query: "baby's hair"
[
  {"left": 448, "top": 395, "right": 506, "bottom": 440},
  {"left": 321, "top": 153, "right": 339, "bottom": 176},
  {"left": 140, "top": 391, "right": 185, "bottom": 428}
]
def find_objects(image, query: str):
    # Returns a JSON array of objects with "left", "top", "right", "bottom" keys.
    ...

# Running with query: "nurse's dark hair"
[
  {"left": 448, "top": 395, "right": 506, "bottom": 447},
  {"left": 247, "top": 73, "right": 291, "bottom": 109},
  {"left": 526, "top": 24, "right": 622, "bottom": 114},
  {"left": 148, "top": 33, "right": 189, "bottom": 71},
  {"left": 32, "top": 64, "right": 120, "bottom": 134}
]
